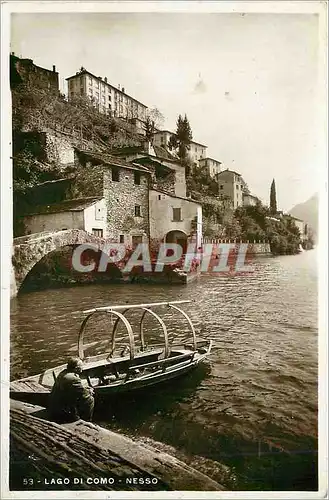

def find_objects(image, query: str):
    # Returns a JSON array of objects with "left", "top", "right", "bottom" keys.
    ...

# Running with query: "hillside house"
[
  {"left": 66, "top": 68, "right": 147, "bottom": 121},
  {"left": 198, "top": 157, "right": 222, "bottom": 177},
  {"left": 152, "top": 130, "right": 207, "bottom": 165},
  {"left": 216, "top": 169, "right": 248, "bottom": 209},
  {"left": 10, "top": 53, "right": 59, "bottom": 93},
  {"left": 22, "top": 197, "right": 106, "bottom": 236},
  {"left": 243, "top": 193, "right": 260, "bottom": 207},
  {"left": 19, "top": 148, "right": 202, "bottom": 253}
]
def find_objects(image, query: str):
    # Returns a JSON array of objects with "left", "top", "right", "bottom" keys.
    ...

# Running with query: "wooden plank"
[
  {"left": 128, "top": 352, "right": 193, "bottom": 372},
  {"left": 10, "top": 400, "right": 224, "bottom": 491},
  {"left": 10, "top": 380, "right": 50, "bottom": 394}
]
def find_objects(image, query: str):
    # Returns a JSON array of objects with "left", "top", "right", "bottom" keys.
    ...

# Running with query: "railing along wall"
[{"left": 202, "top": 239, "right": 270, "bottom": 244}]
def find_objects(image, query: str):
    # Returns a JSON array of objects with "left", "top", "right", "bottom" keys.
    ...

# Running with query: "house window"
[
  {"left": 236, "top": 185, "right": 239, "bottom": 189},
  {"left": 112, "top": 167, "right": 120, "bottom": 182},
  {"left": 92, "top": 228, "right": 103, "bottom": 237},
  {"left": 158, "top": 195, "right": 161, "bottom": 200},
  {"left": 119, "top": 234, "right": 124, "bottom": 243},
  {"left": 220, "top": 185, "right": 223, "bottom": 190},
  {"left": 134, "top": 171, "right": 141, "bottom": 185},
  {"left": 172, "top": 208, "right": 182, "bottom": 222},
  {"left": 134, "top": 205, "right": 141, "bottom": 217}
]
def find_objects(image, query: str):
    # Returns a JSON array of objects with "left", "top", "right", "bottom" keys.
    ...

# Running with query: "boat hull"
[{"left": 10, "top": 344, "right": 212, "bottom": 406}]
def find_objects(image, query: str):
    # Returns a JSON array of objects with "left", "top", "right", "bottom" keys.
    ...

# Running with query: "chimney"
[
  {"left": 53, "top": 65, "right": 56, "bottom": 72},
  {"left": 118, "top": 84, "right": 120, "bottom": 90},
  {"left": 104, "top": 77, "right": 107, "bottom": 83},
  {"left": 143, "top": 140, "right": 152, "bottom": 155},
  {"left": 11, "top": 51, "right": 15, "bottom": 56},
  {"left": 122, "top": 87, "right": 125, "bottom": 93}
]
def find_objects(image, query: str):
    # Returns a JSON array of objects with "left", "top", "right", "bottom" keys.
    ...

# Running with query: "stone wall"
[
  {"left": 152, "top": 158, "right": 186, "bottom": 198},
  {"left": 45, "top": 132, "right": 75, "bottom": 167},
  {"left": 12, "top": 229, "right": 104, "bottom": 293},
  {"left": 13, "top": 130, "right": 75, "bottom": 170},
  {"left": 10, "top": 54, "right": 59, "bottom": 93},
  {"left": 152, "top": 170, "right": 176, "bottom": 196},
  {"left": 162, "top": 161, "right": 186, "bottom": 198},
  {"left": 249, "top": 242, "right": 271, "bottom": 254},
  {"left": 103, "top": 168, "right": 150, "bottom": 244},
  {"left": 68, "top": 166, "right": 105, "bottom": 199}
]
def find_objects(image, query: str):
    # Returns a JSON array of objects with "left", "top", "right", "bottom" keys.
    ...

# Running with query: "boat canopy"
[{"left": 78, "top": 300, "right": 197, "bottom": 361}]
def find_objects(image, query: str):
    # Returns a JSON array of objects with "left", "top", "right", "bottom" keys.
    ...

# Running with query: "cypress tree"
[{"left": 270, "top": 179, "right": 277, "bottom": 214}]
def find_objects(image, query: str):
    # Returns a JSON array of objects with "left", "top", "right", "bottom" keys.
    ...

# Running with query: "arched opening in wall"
[
  {"left": 165, "top": 230, "right": 188, "bottom": 255},
  {"left": 18, "top": 245, "right": 123, "bottom": 294}
]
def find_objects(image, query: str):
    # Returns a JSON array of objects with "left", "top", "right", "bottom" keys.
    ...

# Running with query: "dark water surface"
[{"left": 10, "top": 250, "right": 318, "bottom": 490}]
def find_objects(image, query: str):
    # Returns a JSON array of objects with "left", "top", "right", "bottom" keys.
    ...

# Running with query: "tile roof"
[
  {"left": 200, "top": 157, "right": 222, "bottom": 164},
  {"left": 23, "top": 197, "right": 103, "bottom": 216},
  {"left": 78, "top": 149, "right": 151, "bottom": 173},
  {"left": 153, "top": 130, "right": 208, "bottom": 148},
  {"left": 151, "top": 188, "right": 200, "bottom": 205},
  {"left": 153, "top": 145, "right": 178, "bottom": 161},
  {"left": 217, "top": 169, "right": 242, "bottom": 177},
  {"left": 133, "top": 156, "right": 173, "bottom": 175}
]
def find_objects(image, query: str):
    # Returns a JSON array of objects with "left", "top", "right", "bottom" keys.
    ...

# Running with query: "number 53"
[{"left": 23, "top": 478, "right": 33, "bottom": 485}]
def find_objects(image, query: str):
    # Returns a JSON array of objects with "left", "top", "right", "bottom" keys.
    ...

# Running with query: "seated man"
[{"left": 48, "top": 356, "right": 94, "bottom": 423}]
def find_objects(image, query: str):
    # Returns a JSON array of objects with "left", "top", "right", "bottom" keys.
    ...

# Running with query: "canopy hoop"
[
  {"left": 139, "top": 307, "right": 170, "bottom": 358},
  {"left": 78, "top": 310, "right": 135, "bottom": 361},
  {"left": 168, "top": 304, "right": 197, "bottom": 351}
]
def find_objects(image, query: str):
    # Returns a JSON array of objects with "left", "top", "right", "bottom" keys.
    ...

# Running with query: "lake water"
[{"left": 10, "top": 249, "right": 318, "bottom": 490}]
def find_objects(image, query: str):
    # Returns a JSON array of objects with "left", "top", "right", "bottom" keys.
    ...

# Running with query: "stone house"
[
  {"left": 243, "top": 193, "right": 260, "bottom": 207},
  {"left": 10, "top": 53, "right": 59, "bottom": 93},
  {"left": 70, "top": 151, "right": 151, "bottom": 246},
  {"left": 198, "top": 157, "right": 222, "bottom": 178},
  {"left": 20, "top": 145, "right": 202, "bottom": 253},
  {"left": 111, "top": 143, "right": 203, "bottom": 251},
  {"left": 152, "top": 130, "right": 207, "bottom": 165},
  {"left": 216, "top": 169, "right": 248, "bottom": 209}
]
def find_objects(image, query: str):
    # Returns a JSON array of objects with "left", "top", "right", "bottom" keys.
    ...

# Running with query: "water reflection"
[{"left": 10, "top": 250, "right": 318, "bottom": 490}]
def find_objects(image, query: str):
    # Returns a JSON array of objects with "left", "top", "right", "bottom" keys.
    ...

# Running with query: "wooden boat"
[{"left": 10, "top": 300, "right": 212, "bottom": 403}]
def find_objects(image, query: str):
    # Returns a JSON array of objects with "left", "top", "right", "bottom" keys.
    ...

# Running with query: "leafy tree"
[
  {"left": 146, "top": 106, "right": 164, "bottom": 129},
  {"left": 225, "top": 217, "right": 242, "bottom": 239},
  {"left": 168, "top": 134, "right": 178, "bottom": 152},
  {"left": 167, "top": 114, "right": 193, "bottom": 175},
  {"left": 176, "top": 114, "right": 193, "bottom": 161},
  {"left": 270, "top": 178, "right": 277, "bottom": 214},
  {"left": 143, "top": 107, "right": 164, "bottom": 143},
  {"left": 143, "top": 116, "right": 155, "bottom": 143}
]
